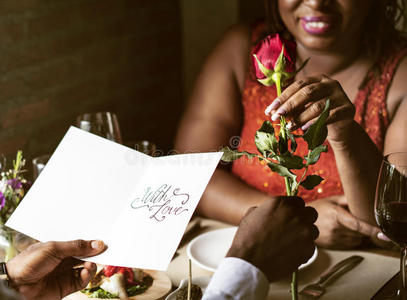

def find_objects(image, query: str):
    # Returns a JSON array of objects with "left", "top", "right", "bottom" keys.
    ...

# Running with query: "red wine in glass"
[
  {"left": 376, "top": 202, "right": 407, "bottom": 246},
  {"left": 375, "top": 153, "right": 407, "bottom": 299}
]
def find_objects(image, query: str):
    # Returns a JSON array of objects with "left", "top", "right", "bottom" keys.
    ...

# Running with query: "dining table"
[
  {"left": 167, "top": 216, "right": 400, "bottom": 300},
  {"left": 6, "top": 216, "right": 400, "bottom": 300}
]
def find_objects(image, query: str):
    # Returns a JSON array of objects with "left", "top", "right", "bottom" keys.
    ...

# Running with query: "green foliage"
[
  {"left": 300, "top": 175, "right": 324, "bottom": 190},
  {"left": 306, "top": 145, "right": 328, "bottom": 166},
  {"left": 127, "top": 284, "right": 149, "bottom": 296},
  {"left": 303, "top": 99, "right": 330, "bottom": 150},
  {"left": 220, "top": 100, "right": 331, "bottom": 195},
  {"left": 220, "top": 147, "right": 256, "bottom": 162},
  {"left": 277, "top": 153, "right": 304, "bottom": 169},
  {"left": 278, "top": 134, "right": 288, "bottom": 154},
  {"left": 255, "top": 121, "right": 278, "bottom": 157},
  {"left": 267, "top": 162, "right": 297, "bottom": 183},
  {"left": 82, "top": 288, "right": 118, "bottom": 298},
  {"left": 287, "top": 131, "right": 298, "bottom": 153}
]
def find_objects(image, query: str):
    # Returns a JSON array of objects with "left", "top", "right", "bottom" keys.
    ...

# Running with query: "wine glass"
[
  {"left": 375, "top": 152, "right": 407, "bottom": 299},
  {"left": 125, "top": 140, "right": 158, "bottom": 156},
  {"left": 76, "top": 112, "right": 122, "bottom": 143}
]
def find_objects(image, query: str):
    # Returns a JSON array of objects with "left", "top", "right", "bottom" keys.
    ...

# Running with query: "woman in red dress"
[{"left": 175, "top": 0, "right": 407, "bottom": 249}]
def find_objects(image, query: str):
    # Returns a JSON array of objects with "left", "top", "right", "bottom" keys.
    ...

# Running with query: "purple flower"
[
  {"left": 0, "top": 192, "right": 5, "bottom": 209},
  {"left": 7, "top": 179, "right": 22, "bottom": 190}
]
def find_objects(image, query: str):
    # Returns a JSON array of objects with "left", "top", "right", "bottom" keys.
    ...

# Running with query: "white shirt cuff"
[{"left": 203, "top": 257, "right": 269, "bottom": 300}]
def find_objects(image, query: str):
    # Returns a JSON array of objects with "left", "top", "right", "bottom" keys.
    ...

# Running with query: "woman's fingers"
[
  {"left": 335, "top": 205, "right": 380, "bottom": 238},
  {"left": 269, "top": 76, "right": 332, "bottom": 120},
  {"left": 265, "top": 75, "right": 355, "bottom": 132},
  {"left": 291, "top": 101, "right": 355, "bottom": 130},
  {"left": 265, "top": 77, "right": 322, "bottom": 116}
]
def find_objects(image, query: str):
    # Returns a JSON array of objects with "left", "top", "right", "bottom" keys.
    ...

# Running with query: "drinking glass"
[
  {"left": 76, "top": 112, "right": 122, "bottom": 143},
  {"left": 134, "top": 140, "right": 157, "bottom": 156},
  {"left": 375, "top": 152, "right": 407, "bottom": 299},
  {"left": 124, "top": 140, "right": 159, "bottom": 156},
  {"left": 32, "top": 154, "right": 51, "bottom": 180}
]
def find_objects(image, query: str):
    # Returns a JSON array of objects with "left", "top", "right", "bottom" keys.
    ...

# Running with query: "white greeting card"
[{"left": 6, "top": 127, "right": 222, "bottom": 270}]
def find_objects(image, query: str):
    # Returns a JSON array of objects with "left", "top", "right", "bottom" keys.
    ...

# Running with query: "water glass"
[{"left": 76, "top": 112, "right": 122, "bottom": 143}]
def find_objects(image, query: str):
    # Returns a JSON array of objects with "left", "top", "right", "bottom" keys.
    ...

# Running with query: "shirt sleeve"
[{"left": 202, "top": 257, "right": 269, "bottom": 300}]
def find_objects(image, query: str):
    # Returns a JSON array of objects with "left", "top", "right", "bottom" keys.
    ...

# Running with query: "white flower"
[{"left": 0, "top": 179, "right": 7, "bottom": 194}]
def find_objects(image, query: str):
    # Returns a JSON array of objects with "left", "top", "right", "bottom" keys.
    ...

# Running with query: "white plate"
[{"left": 187, "top": 227, "right": 318, "bottom": 272}]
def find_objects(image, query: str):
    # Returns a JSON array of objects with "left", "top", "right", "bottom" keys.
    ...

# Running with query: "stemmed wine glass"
[
  {"left": 375, "top": 152, "right": 407, "bottom": 299},
  {"left": 76, "top": 112, "right": 122, "bottom": 144}
]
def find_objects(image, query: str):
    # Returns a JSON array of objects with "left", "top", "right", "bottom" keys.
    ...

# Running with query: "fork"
[{"left": 300, "top": 255, "right": 363, "bottom": 299}]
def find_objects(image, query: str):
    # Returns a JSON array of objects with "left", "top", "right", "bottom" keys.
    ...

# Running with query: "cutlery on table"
[{"left": 300, "top": 255, "right": 364, "bottom": 299}]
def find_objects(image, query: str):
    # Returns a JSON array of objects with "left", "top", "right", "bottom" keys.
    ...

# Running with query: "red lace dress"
[{"left": 232, "top": 24, "right": 407, "bottom": 203}]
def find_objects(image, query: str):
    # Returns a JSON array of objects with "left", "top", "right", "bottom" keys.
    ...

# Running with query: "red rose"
[
  {"left": 252, "top": 33, "right": 296, "bottom": 78},
  {"left": 252, "top": 34, "right": 297, "bottom": 87}
]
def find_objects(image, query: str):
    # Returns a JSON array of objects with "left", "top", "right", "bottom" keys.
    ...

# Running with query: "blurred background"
[
  {"left": 0, "top": 0, "right": 404, "bottom": 166},
  {"left": 0, "top": 0, "right": 263, "bottom": 166}
]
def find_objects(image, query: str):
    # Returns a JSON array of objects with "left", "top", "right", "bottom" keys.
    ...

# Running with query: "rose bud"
[{"left": 252, "top": 33, "right": 308, "bottom": 88}]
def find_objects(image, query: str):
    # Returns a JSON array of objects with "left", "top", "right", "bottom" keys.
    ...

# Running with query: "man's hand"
[
  {"left": 6, "top": 239, "right": 106, "bottom": 300},
  {"left": 226, "top": 196, "right": 319, "bottom": 282}
]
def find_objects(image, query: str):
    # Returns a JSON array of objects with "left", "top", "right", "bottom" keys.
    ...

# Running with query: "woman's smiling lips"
[{"left": 300, "top": 16, "right": 336, "bottom": 35}]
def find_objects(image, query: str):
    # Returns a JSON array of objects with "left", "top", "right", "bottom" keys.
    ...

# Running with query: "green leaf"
[
  {"left": 278, "top": 133, "right": 288, "bottom": 154},
  {"left": 306, "top": 145, "right": 328, "bottom": 165},
  {"left": 253, "top": 54, "right": 273, "bottom": 78},
  {"left": 255, "top": 121, "right": 278, "bottom": 156},
  {"left": 286, "top": 131, "right": 297, "bottom": 153},
  {"left": 220, "top": 147, "right": 256, "bottom": 162},
  {"left": 267, "top": 162, "right": 297, "bottom": 182},
  {"left": 274, "top": 45, "right": 285, "bottom": 73},
  {"left": 258, "top": 76, "right": 275, "bottom": 87},
  {"left": 277, "top": 153, "right": 304, "bottom": 169},
  {"left": 300, "top": 175, "right": 324, "bottom": 190},
  {"left": 302, "top": 99, "right": 330, "bottom": 150}
]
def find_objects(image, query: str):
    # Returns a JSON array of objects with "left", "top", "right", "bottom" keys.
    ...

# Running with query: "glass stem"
[{"left": 400, "top": 246, "right": 407, "bottom": 299}]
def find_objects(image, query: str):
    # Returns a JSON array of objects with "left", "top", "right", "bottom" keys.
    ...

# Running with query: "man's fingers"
[
  {"left": 336, "top": 207, "right": 379, "bottom": 237},
  {"left": 49, "top": 239, "right": 106, "bottom": 260},
  {"left": 303, "top": 206, "right": 318, "bottom": 224},
  {"left": 59, "top": 266, "right": 93, "bottom": 298}
]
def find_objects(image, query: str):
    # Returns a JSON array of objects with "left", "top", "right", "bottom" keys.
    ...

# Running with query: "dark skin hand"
[
  {"left": 6, "top": 239, "right": 106, "bottom": 300},
  {"left": 226, "top": 196, "right": 319, "bottom": 282}
]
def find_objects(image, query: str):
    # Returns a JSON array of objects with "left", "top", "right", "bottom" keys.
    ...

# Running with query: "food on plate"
[
  {"left": 81, "top": 265, "right": 153, "bottom": 299},
  {"left": 175, "top": 284, "right": 203, "bottom": 300}
]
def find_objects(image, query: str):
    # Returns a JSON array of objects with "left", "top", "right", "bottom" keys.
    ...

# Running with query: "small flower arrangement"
[
  {"left": 0, "top": 151, "right": 27, "bottom": 226},
  {"left": 0, "top": 151, "right": 28, "bottom": 261}
]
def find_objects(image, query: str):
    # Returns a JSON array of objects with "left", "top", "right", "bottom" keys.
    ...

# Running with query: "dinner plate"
[
  {"left": 64, "top": 270, "right": 172, "bottom": 300},
  {"left": 187, "top": 227, "right": 318, "bottom": 272}
]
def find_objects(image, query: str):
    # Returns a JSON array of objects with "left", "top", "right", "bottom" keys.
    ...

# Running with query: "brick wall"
[{"left": 0, "top": 0, "right": 183, "bottom": 169}]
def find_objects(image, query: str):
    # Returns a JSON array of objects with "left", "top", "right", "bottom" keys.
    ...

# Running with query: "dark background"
[{"left": 0, "top": 0, "right": 263, "bottom": 170}]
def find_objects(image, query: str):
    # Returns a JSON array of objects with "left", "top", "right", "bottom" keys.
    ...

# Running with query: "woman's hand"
[
  {"left": 306, "top": 195, "right": 380, "bottom": 249},
  {"left": 266, "top": 75, "right": 356, "bottom": 144}
]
